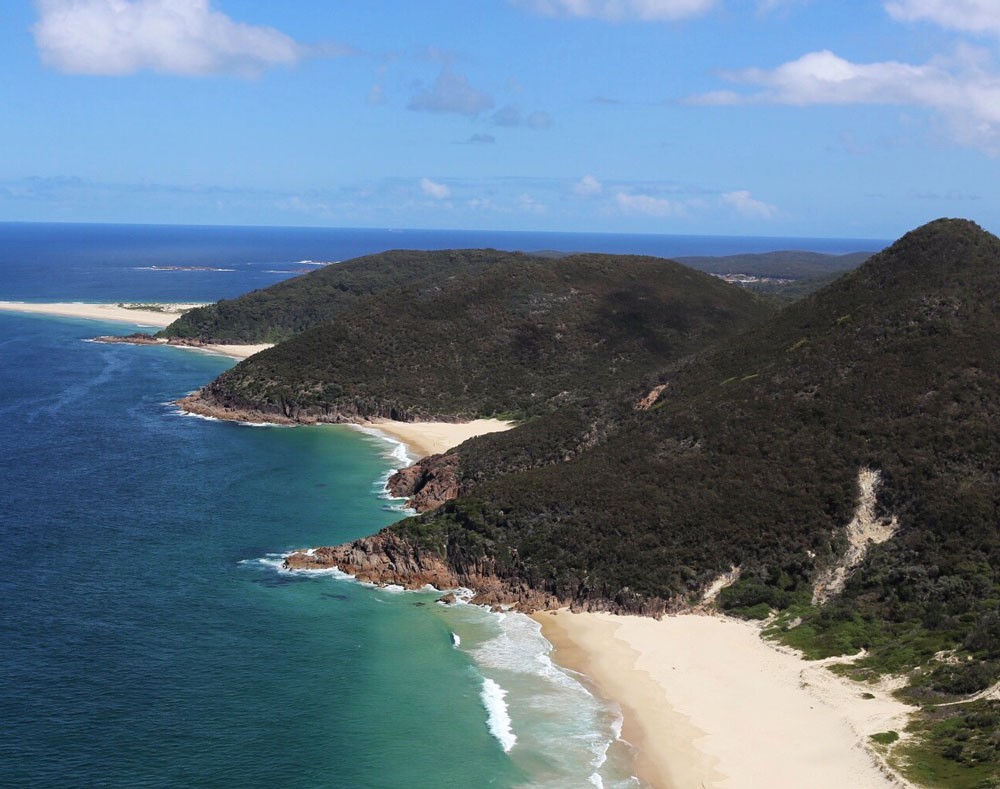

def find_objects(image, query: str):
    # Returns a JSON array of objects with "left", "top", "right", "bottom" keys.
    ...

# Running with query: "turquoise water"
[
  {"left": 0, "top": 312, "right": 636, "bottom": 787},
  {"left": 1, "top": 223, "right": 882, "bottom": 787}
]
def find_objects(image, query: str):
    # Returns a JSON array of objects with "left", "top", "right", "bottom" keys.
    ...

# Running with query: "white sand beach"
[
  {"left": 0, "top": 300, "right": 200, "bottom": 327},
  {"left": 0, "top": 301, "right": 271, "bottom": 359},
  {"left": 536, "top": 610, "right": 914, "bottom": 789},
  {"left": 359, "top": 418, "right": 514, "bottom": 458}
]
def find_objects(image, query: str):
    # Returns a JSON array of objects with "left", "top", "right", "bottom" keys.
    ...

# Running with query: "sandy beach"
[
  {"left": 536, "top": 610, "right": 914, "bottom": 789},
  {"left": 359, "top": 418, "right": 514, "bottom": 458},
  {"left": 0, "top": 301, "right": 271, "bottom": 360},
  {"left": 0, "top": 300, "right": 200, "bottom": 327}
]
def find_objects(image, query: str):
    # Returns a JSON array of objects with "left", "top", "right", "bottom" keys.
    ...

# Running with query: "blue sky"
[{"left": 2, "top": 1, "right": 998, "bottom": 238}]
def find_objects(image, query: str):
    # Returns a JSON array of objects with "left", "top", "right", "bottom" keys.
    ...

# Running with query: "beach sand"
[
  {"left": 536, "top": 610, "right": 914, "bottom": 789},
  {"left": 0, "top": 301, "right": 271, "bottom": 360},
  {"left": 0, "top": 300, "right": 200, "bottom": 327},
  {"left": 359, "top": 418, "right": 514, "bottom": 458}
]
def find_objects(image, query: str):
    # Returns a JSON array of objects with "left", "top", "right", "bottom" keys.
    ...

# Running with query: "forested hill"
[
  {"left": 332, "top": 219, "right": 1000, "bottom": 698},
  {"left": 675, "top": 249, "right": 871, "bottom": 279},
  {"left": 178, "top": 250, "right": 774, "bottom": 423},
  {"left": 160, "top": 248, "right": 868, "bottom": 345}
]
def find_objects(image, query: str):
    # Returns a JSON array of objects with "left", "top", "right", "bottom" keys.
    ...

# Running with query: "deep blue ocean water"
[{"left": 0, "top": 223, "right": 886, "bottom": 788}]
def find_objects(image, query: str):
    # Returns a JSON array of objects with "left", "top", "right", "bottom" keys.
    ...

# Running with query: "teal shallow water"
[
  {"left": 0, "top": 222, "right": 885, "bottom": 787},
  {"left": 0, "top": 313, "right": 638, "bottom": 788}
]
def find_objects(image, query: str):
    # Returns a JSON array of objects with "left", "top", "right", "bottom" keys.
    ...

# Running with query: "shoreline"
[
  {"left": 358, "top": 417, "right": 514, "bottom": 458},
  {"left": 0, "top": 301, "right": 272, "bottom": 360},
  {"left": 0, "top": 300, "right": 199, "bottom": 327},
  {"left": 536, "top": 610, "right": 915, "bottom": 789}
]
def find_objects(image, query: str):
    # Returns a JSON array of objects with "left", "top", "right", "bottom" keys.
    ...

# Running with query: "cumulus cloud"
[
  {"left": 408, "top": 68, "right": 494, "bottom": 116},
  {"left": 573, "top": 175, "right": 604, "bottom": 196},
  {"left": 420, "top": 178, "right": 451, "bottom": 199},
  {"left": 33, "top": 0, "right": 306, "bottom": 76},
  {"left": 885, "top": 0, "right": 1000, "bottom": 38},
  {"left": 511, "top": 0, "right": 715, "bottom": 21},
  {"left": 721, "top": 190, "right": 777, "bottom": 219},
  {"left": 615, "top": 191, "right": 685, "bottom": 216},
  {"left": 691, "top": 48, "right": 1000, "bottom": 152}
]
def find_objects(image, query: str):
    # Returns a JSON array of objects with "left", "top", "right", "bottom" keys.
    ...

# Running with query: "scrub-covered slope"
[{"left": 179, "top": 249, "right": 774, "bottom": 423}]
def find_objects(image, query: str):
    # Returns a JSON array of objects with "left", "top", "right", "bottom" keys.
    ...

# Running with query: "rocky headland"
[{"left": 282, "top": 531, "right": 679, "bottom": 615}]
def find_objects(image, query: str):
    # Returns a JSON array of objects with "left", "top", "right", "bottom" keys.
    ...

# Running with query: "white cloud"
[
  {"left": 420, "top": 178, "right": 451, "bottom": 199},
  {"left": 721, "top": 190, "right": 777, "bottom": 219},
  {"left": 408, "top": 68, "right": 494, "bottom": 116},
  {"left": 518, "top": 194, "right": 547, "bottom": 214},
  {"left": 886, "top": 0, "right": 1000, "bottom": 38},
  {"left": 33, "top": 0, "right": 305, "bottom": 76},
  {"left": 573, "top": 175, "right": 604, "bottom": 196},
  {"left": 691, "top": 48, "right": 1000, "bottom": 152},
  {"left": 510, "top": 0, "right": 716, "bottom": 22},
  {"left": 615, "top": 191, "right": 685, "bottom": 216}
]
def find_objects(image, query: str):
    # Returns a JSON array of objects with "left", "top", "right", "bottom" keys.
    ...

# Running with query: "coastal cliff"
[
  {"left": 385, "top": 453, "right": 462, "bottom": 512},
  {"left": 283, "top": 531, "right": 679, "bottom": 615}
]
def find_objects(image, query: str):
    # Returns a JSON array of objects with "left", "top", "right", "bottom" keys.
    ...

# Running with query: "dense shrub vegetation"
[
  {"left": 175, "top": 221, "right": 1000, "bottom": 784},
  {"left": 188, "top": 250, "right": 774, "bottom": 421},
  {"left": 393, "top": 220, "right": 1000, "bottom": 680}
]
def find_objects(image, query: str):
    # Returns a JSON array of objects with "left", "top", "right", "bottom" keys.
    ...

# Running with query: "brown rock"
[{"left": 387, "top": 453, "right": 463, "bottom": 512}]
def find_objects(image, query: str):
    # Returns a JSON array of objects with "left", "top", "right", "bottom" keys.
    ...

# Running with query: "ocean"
[{"left": 0, "top": 222, "right": 886, "bottom": 788}]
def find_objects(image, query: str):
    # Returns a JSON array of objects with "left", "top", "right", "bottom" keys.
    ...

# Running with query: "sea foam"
[
  {"left": 481, "top": 677, "right": 516, "bottom": 752},
  {"left": 455, "top": 609, "right": 638, "bottom": 787}
]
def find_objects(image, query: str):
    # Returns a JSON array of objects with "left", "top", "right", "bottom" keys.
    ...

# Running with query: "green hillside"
[
  {"left": 181, "top": 249, "right": 774, "bottom": 422},
  {"left": 387, "top": 220, "right": 1000, "bottom": 701}
]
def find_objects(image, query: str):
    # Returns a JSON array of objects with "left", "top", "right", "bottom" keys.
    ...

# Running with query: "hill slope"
[
  {"left": 179, "top": 249, "right": 774, "bottom": 423},
  {"left": 301, "top": 220, "right": 1000, "bottom": 700}
]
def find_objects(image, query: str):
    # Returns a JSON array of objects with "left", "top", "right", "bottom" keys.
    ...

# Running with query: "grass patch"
[
  {"left": 895, "top": 701, "right": 1000, "bottom": 789},
  {"left": 870, "top": 730, "right": 899, "bottom": 745}
]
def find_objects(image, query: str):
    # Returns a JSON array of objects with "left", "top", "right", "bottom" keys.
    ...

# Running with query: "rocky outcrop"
[
  {"left": 93, "top": 333, "right": 238, "bottom": 352},
  {"left": 387, "top": 453, "right": 463, "bottom": 512},
  {"left": 93, "top": 332, "right": 170, "bottom": 347},
  {"left": 283, "top": 532, "right": 565, "bottom": 611},
  {"left": 176, "top": 391, "right": 299, "bottom": 425},
  {"left": 284, "top": 532, "right": 461, "bottom": 588},
  {"left": 282, "top": 530, "right": 683, "bottom": 615},
  {"left": 635, "top": 383, "right": 668, "bottom": 411}
]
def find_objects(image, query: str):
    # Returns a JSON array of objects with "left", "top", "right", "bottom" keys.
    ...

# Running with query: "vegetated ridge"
[
  {"left": 177, "top": 249, "right": 774, "bottom": 423},
  {"left": 289, "top": 221, "right": 1000, "bottom": 785},
  {"left": 160, "top": 248, "right": 866, "bottom": 346}
]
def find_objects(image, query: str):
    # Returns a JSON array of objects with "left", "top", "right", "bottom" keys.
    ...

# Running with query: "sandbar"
[
  {"left": 0, "top": 300, "right": 200, "bottom": 327},
  {"left": 0, "top": 301, "right": 271, "bottom": 360},
  {"left": 536, "top": 610, "right": 914, "bottom": 789},
  {"left": 359, "top": 418, "right": 514, "bottom": 458}
]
